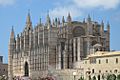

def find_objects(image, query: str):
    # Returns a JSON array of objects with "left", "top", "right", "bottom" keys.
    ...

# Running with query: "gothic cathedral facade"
[{"left": 8, "top": 12, "right": 110, "bottom": 79}]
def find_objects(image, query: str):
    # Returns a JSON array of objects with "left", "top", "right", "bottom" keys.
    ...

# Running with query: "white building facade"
[{"left": 75, "top": 51, "right": 120, "bottom": 80}]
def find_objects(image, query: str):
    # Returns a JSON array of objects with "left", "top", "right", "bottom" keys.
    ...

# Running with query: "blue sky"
[{"left": 0, "top": 0, "right": 120, "bottom": 63}]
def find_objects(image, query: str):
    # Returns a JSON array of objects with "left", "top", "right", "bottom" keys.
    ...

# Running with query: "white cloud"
[
  {"left": 49, "top": 6, "right": 82, "bottom": 19},
  {"left": 0, "top": 0, "right": 15, "bottom": 6},
  {"left": 74, "top": 0, "right": 120, "bottom": 9},
  {"left": 49, "top": 0, "right": 120, "bottom": 18}
]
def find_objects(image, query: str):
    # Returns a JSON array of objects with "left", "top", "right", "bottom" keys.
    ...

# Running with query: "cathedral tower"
[{"left": 8, "top": 27, "right": 16, "bottom": 80}]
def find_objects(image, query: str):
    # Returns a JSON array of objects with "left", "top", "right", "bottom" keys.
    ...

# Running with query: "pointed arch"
[{"left": 24, "top": 61, "right": 29, "bottom": 76}]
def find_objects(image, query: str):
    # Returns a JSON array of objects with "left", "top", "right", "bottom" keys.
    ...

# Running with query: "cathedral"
[{"left": 8, "top": 12, "right": 110, "bottom": 79}]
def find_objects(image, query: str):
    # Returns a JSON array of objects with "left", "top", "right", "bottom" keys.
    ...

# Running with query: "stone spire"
[
  {"left": 101, "top": 20, "right": 104, "bottom": 26},
  {"left": 10, "top": 26, "right": 15, "bottom": 43},
  {"left": 67, "top": 12, "right": 72, "bottom": 22},
  {"left": 55, "top": 18, "right": 57, "bottom": 27},
  {"left": 39, "top": 18, "right": 42, "bottom": 25},
  {"left": 106, "top": 21, "right": 110, "bottom": 51},
  {"left": 8, "top": 26, "right": 15, "bottom": 80},
  {"left": 107, "top": 22, "right": 110, "bottom": 32},
  {"left": 46, "top": 13, "right": 51, "bottom": 26},
  {"left": 55, "top": 18, "right": 57, "bottom": 23},
  {"left": 62, "top": 16, "right": 65, "bottom": 23},
  {"left": 58, "top": 18, "right": 60, "bottom": 25},
  {"left": 9, "top": 26, "right": 16, "bottom": 51},
  {"left": 87, "top": 14, "right": 91, "bottom": 22},
  {"left": 38, "top": 17, "right": 42, "bottom": 26},
  {"left": 100, "top": 20, "right": 104, "bottom": 36},
  {"left": 52, "top": 19, "right": 55, "bottom": 26},
  {"left": 26, "top": 10, "right": 32, "bottom": 29},
  {"left": 83, "top": 18, "right": 85, "bottom": 23},
  {"left": 86, "top": 14, "right": 92, "bottom": 35}
]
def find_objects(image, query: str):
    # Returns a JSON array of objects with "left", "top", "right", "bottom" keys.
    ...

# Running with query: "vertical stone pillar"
[
  {"left": 63, "top": 50, "right": 67, "bottom": 69},
  {"left": 73, "top": 38, "right": 76, "bottom": 62},
  {"left": 58, "top": 44, "right": 61, "bottom": 69},
  {"left": 80, "top": 37, "right": 83, "bottom": 59},
  {"left": 77, "top": 37, "right": 80, "bottom": 61},
  {"left": 106, "top": 24, "right": 110, "bottom": 51},
  {"left": 87, "top": 36, "right": 90, "bottom": 55},
  {"left": 69, "top": 39, "right": 72, "bottom": 68}
]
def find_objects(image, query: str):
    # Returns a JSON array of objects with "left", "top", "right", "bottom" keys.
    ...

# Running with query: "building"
[
  {"left": 74, "top": 51, "right": 120, "bottom": 80},
  {"left": 8, "top": 12, "right": 110, "bottom": 80},
  {"left": 0, "top": 56, "right": 8, "bottom": 77},
  {"left": 0, "top": 56, "right": 3, "bottom": 63}
]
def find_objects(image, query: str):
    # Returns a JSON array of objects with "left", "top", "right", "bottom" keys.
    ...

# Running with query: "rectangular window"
[
  {"left": 92, "top": 69, "right": 94, "bottom": 73},
  {"left": 116, "top": 58, "right": 118, "bottom": 64},
  {"left": 106, "top": 70, "right": 108, "bottom": 73},
  {"left": 99, "top": 70, "right": 101, "bottom": 73},
  {"left": 106, "top": 59, "right": 108, "bottom": 63},
  {"left": 99, "top": 60, "right": 101, "bottom": 64},
  {"left": 90, "top": 58, "right": 96, "bottom": 64}
]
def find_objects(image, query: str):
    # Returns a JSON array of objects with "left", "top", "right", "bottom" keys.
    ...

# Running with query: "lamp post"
[{"left": 73, "top": 71, "right": 77, "bottom": 80}]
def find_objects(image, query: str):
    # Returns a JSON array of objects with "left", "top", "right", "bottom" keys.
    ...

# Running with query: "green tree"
[
  {"left": 102, "top": 74, "right": 105, "bottom": 80},
  {"left": 78, "top": 76, "right": 84, "bottom": 80},
  {"left": 92, "top": 76, "right": 96, "bottom": 80},
  {"left": 0, "top": 76, "right": 2, "bottom": 80},
  {"left": 117, "top": 74, "right": 120, "bottom": 80},
  {"left": 89, "top": 75, "right": 92, "bottom": 80},
  {"left": 107, "top": 74, "right": 116, "bottom": 80}
]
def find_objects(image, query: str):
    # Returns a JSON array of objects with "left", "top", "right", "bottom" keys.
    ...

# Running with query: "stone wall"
[{"left": 0, "top": 63, "right": 8, "bottom": 76}]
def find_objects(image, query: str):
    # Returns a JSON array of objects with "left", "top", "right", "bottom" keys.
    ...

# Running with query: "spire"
[
  {"left": 26, "top": 10, "right": 32, "bottom": 29},
  {"left": 40, "top": 18, "right": 41, "bottom": 24},
  {"left": 55, "top": 17, "right": 57, "bottom": 23},
  {"left": 83, "top": 18, "right": 85, "bottom": 23},
  {"left": 10, "top": 26, "right": 15, "bottom": 39},
  {"left": 62, "top": 16, "right": 65, "bottom": 23},
  {"left": 8, "top": 26, "right": 15, "bottom": 80},
  {"left": 9, "top": 26, "right": 16, "bottom": 46},
  {"left": 87, "top": 14, "right": 91, "bottom": 22},
  {"left": 67, "top": 12, "right": 72, "bottom": 22},
  {"left": 52, "top": 19, "right": 55, "bottom": 26},
  {"left": 107, "top": 21, "right": 110, "bottom": 27},
  {"left": 100, "top": 20, "right": 104, "bottom": 36},
  {"left": 101, "top": 20, "right": 104, "bottom": 26},
  {"left": 17, "top": 34, "right": 19, "bottom": 38},
  {"left": 58, "top": 18, "right": 60, "bottom": 25},
  {"left": 107, "top": 21, "right": 110, "bottom": 33},
  {"left": 26, "top": 10, "right": 31, "bottom": 23},
  {"left": 62, "top": 16, "right": 65, "bottom": 27},
  {"left": 39, "top": 17, "right": 42, "bottom": 26},
  {"left": 46, "top": 12, "right": 51, "bottom": 25}
]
